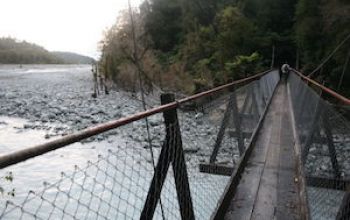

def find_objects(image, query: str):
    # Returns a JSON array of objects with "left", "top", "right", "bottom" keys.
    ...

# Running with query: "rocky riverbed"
[
  {"left": 0, "top": 65, "right": 235, "bottom": 219},
  {"left": 0, "top": 65, "right": 240, "bottom": 163},
  {"left": 0, "top": 65, "right": 148, "bottom": 139},
  {"left": 0, "top": 65, "right": 347, "bottom": 220}
]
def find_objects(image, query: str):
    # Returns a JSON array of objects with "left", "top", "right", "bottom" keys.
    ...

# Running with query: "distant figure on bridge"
[{"left": 281, "top": 63, "right": 290, "bottom": 82}]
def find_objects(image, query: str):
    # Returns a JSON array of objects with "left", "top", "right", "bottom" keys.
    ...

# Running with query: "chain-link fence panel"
[
  {"left": 175, "top": 70, "right": 280, "bottom": 219},
  {"left": 0, "top": 70, "right": 279, "bottom": 220},
  {"left": 289, "top": 71, "right": 350, "bottom": 220}
]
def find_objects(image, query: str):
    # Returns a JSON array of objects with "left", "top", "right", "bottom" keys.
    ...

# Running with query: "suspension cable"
[{"left": 308, "top": 32, "right": 350, "bottom": 78}]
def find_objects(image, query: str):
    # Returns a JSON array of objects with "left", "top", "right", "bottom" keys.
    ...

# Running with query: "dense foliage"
[
  {"left": 295, "top": 0, "right": 350, "bottom": 96},
  {"left": 100, "top": 0, "right": 350, "bottom": 95}
]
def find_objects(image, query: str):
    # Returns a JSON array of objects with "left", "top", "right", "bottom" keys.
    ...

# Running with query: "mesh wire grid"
[
  {"left": 289, "top": 72, "right": 350, "bottom": 220},
  {"left": 0, "top": 71, "right": 280, "bottom": 220}
]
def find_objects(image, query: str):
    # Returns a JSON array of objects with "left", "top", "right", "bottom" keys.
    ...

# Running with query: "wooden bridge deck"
[{"left": 224, "top": 82, "right": 302, "bottom": 220}]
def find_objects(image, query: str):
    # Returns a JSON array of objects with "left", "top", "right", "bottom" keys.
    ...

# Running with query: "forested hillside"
[
  {"left": 52, "top": 52, "right": 95, "bottom": 64},
  {"left": 0, "top": 38, "right": 95, "bottom": 65},
  {"left": 0, "top": 38, "right": 63, "bottom": 64},
  {"left": 99, "top": 0, "right": 350, "bottom": 95}
]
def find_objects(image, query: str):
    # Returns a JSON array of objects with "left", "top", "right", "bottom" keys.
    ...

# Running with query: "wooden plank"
[
  {"left": 275, "top": 87, "right": 302, "bottom": 220},
  {"left": 251, "top": 101, "right": 281, "bottom": 220},
  {"left": 224, "top": 162, "right": 265, "bottom": 220},
  {"left": 287, "top": 82, "right": 311, "bottom": 220},
  {"left": 212, "top": 80, "right": 278, "bottom": 220},
  {"left": 228, "top": 131, "right": 252, "bottom": 139},
  {"left": 199, "top": 163, "right": 234, "bottom": 176},
  {"left": 306, "top": 176, "right": 350, "bottom": 191},
  {"left": 222, "top": 82, "right": 303, "bottom": 220}
]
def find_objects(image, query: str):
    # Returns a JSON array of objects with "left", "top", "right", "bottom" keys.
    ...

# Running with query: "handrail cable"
[{"left": 291, "top": 68, "right": 350, "bottom": 105}]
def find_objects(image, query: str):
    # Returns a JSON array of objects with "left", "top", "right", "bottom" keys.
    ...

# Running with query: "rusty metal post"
[
  {"left": 140, "top": 93, "right": 195, "bottom": 220},
  {"left": 209, "top": 96, "right": 234, "bottom": 163},
  {"left": 209, "top": 87, "right": 245, "bottom": 163}
]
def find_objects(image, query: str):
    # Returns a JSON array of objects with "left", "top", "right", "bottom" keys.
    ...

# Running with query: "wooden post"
[
  {"left": 94, "top": 65, "right": 99, "bottom": 94},
  {"left": 140, "top": 93, "right": 195, "bottom": 220},
  {"left": 92, "top": 64, "right": 99, "bottom": 98}
]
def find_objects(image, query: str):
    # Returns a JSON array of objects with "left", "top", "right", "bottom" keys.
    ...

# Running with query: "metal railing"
[
  {"left": 0, "top": 69, "right": 279, "bottom": 220},
  {"left": 288, "top": 69, "right": 350, "bottom": 220}
]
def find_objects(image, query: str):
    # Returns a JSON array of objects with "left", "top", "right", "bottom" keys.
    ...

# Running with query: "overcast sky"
[{"left": 0, "top": 0, "right": 141, "bottom": 58}]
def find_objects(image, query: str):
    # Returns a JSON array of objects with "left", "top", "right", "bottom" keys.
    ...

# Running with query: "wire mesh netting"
[
  {"left": 177, "top": 71, "right": 279, "bottom": 168},
  {"left": 0, "top": 71, "right": 279, "bottom": 220},
  {"left": 0, "top": 116, "right": 167, "bottom": 220},
  {"left": 288, "top": 72, "right": 350, "bottom": 220}
]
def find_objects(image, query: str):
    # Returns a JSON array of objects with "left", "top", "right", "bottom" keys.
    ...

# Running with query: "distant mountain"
[
  {"left": 52, "top": 51, "right": 95, "bottom": 64},
  {"left": 0, "top": 37, "right": 64, "bottom": 64},
  {"left": 0, "top": 37, "right": 95, "bottom": 64}
]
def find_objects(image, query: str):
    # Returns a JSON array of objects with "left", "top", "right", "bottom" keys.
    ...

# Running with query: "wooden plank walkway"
[{"left": 224, "top": 82, "right": 302, "bottom": 220}]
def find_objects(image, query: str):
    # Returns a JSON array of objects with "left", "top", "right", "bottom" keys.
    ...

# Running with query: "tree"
[
  {"left": 295, "top": 0, "right": 324, "bottom": 71},
  {"left": 145, "top": 0, "right": 184, "bottom": 52}
]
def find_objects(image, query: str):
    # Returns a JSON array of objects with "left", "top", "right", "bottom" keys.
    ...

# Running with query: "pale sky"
[{"left": 0, "top": 0, "right": 142, "bottom": 58}]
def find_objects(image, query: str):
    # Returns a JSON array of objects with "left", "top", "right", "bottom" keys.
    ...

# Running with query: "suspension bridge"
[{"left": 0, "top": 68, "right": 349, "bottom": 220}]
